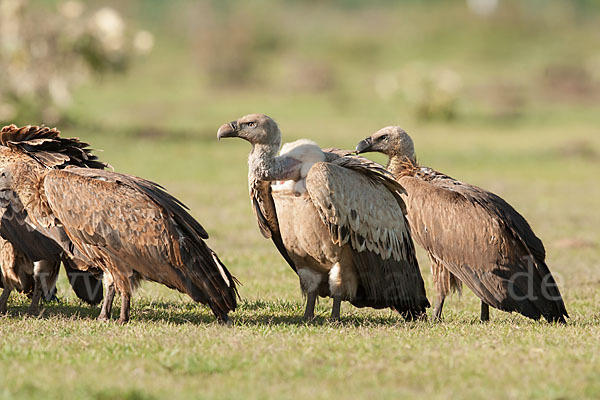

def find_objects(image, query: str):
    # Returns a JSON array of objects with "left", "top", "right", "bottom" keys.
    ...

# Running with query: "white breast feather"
[{"left": 274, "top": 139, "right": 325, "bottom": 195}]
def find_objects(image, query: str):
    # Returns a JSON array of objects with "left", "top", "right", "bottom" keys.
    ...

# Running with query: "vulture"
[
  {"left": 0, "top": 125, "right": 106, "bottom": 314},
  {"left": 0, "top": 238, "right": 49, "bottom": 313},
  {"left": 217, "top": 114, "right": 429, "bottom": 320},
  {"left": 0, "top": 158, "right": 239, "bottom": 324},
  {"left": 355, "top": 127, "right": 568, "bottom": 323}
]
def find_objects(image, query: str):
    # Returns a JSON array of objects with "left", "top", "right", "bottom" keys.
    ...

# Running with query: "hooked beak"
[
  {"left": 217, "top": 121, "right": 239, "bottom": 140},
  {"left": 355, "top": 137, "right": 373, "bottom": 154}
]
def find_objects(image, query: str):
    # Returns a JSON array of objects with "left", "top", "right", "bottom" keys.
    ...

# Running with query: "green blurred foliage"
[
  {"left": 48, "top": 0, "right": 600, "bottom": 131},
  {"left": 0, "top": 0, "right": 153, "bottom": 124}
]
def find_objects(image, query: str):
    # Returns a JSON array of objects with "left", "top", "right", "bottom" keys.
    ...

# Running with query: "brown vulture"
[
  {"left": 218, "top": 114, "right": 429, "bottom": 320},
  {"left": 0, "top": 158, "right": 239, "bottom": 324},
  {"left": 355, "top": 127, "right": 568, "bottom": 323},
  {"left": 0, "top": 125, "right": 106, "bottom": 314}
]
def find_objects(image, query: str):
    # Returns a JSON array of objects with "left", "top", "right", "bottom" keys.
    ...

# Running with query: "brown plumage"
[
  {"left": 0, "top": 163, "right": 239, "bottom": 324},
  {"left": 0, "top": 238, "right": 61, "bottom": 314},
  {"left": 218, "top": 114, "right": 429, "bottom": 320},
  {"left": 0, "top": 125, "right": 105, "bottom": 313},
  {"left": 356, "top": 127, "right": 568, "bottom": 323}
]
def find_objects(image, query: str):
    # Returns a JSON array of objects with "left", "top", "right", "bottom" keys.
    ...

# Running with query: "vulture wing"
[
  {"left": 305, "top": 160, "right": 429, "bottom": 315},
  {"left": 250, "top": 178, "right": 297, "bottom": 273},
  {"left": 41, "top": 167, "right": 238, "bottom": 317},
  {"left": 401, "top": 172, "right": 567, "bottom": 322},
  {"left": 0, "top": 124, "right": 108, "bottom": 169}
]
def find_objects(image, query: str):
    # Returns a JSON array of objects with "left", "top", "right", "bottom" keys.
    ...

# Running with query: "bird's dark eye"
[
  {"left": 380, "top": 134, "right": 388, "bottom": 141},
  {"left": 247, "top": 121, "right": 256, "bottom": 128}
]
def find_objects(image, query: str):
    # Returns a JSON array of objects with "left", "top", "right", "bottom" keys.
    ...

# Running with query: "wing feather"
[
  {"left": 250, "top": 178, "right": 297, "bottom": 273},
  {"left": 401, "top": 174, "right": 567, "bottom": 321},
  {"left": 42, "top": 168, "right": 238, "bottom": 316},
  {"left": 305, "top": 160, "right": 429, "bottom": 315}
]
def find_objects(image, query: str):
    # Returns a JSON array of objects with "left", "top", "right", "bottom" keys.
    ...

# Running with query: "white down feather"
[{"left": 271, "top": 139, "right": 325, "bottom": 195}]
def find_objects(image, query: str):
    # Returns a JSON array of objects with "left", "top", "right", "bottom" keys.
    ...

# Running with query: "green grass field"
[{"left": 1, "top": 1, "right": 600, "bottom": 399}]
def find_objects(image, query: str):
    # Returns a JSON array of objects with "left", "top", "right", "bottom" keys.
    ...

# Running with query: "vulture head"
[
  {"left": 355, "top": 126, "right": 416, "bottom": 162},
  {"left": 0, "top": 166, "right": 14, "bottom": 192},
  {"left": 0, "top": 166, "right": 16, "bottom": 207},
  {"left": 217, "top": 113, "right": 281, "bottom": 148}
]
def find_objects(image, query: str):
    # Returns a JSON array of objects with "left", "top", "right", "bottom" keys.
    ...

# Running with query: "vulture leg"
[
  {"left": 27, "top": 275, "right": 43, "bottom": 316},
  {"left": 118, "top": 291, "right": 131, "bottom": 324},
  {"left": 28, "top": 259, "right": 59, "bottom": 315},
  {"left": 97, "top": 283, "right": 116, "bottom": 321},
  {"left": 432, "top": 295, "right": 445, "bottom": 321},
  {"left": 216, "top": 313, "right": 231, "bottom": 326},
  {"left": 303, "top": 291, "right": 317, "bottom": 321},
  {"left": 0, "top": 288, "right": 11, "bottom": 314},
  {"left": 480, "top": 302, "right": 490, "bottom": 322},
  {"left": 431, "top": 258, "right": 450, "bottom": 321},
  {"left": 331, "top": 296, "right": 342, "bottom": 320}
]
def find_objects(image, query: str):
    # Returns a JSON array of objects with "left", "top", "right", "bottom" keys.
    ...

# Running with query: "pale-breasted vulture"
[
  {"left": 0, "top": 125, "right": 105, "bottom": 314},
  {"left": 217, "top": 114, "right": 429, "bottom": 320},
  {"left": 0, "top": 125, "right": 238, "bottom": 323},
  {"left": 355, "top": 127, "right": 568, "bottom": 323}
]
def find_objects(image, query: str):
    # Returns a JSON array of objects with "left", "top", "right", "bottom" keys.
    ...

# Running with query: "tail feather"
[
  {"left": 350, "top": 249, "right": 430, "bottom": 318},
  {"left": 169, "top": 239, "right": 238, "bottom": 320}
]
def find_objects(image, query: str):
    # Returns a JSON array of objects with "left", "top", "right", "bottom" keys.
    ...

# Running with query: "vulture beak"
[
  {"left": 217, "top": 121, "right": 239, "bottom": 140},
  {"left": 355, "top": 137, "right": 373, "bottom": 154}
]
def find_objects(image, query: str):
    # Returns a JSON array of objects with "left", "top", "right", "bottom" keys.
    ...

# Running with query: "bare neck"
[
  {"left": 248, "top": 143, "right": 283, "bottom": 181},
  {"left": 386, "top": 154, "right": 418, "bottom": 179}
]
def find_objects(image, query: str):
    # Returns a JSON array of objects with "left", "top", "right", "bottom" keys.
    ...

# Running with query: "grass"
[{"left": 2, "top": 0, "right": 600, "bottom": 399}]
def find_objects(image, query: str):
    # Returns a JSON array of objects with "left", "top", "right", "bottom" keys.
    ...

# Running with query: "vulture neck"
[
  {"left": 248, "top": 142, "right": 286, "bottom": 181},
  {"left": 387, "top": 155, "right": 419, "bottom": 179}
]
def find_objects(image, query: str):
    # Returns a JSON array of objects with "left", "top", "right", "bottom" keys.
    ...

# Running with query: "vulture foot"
[
  {"left": 480, "top": 302, "right": 490, "bottom": 322},
  {"left": 97, "top": 312, "right": 111, "bottom": 321},
  {"left": 330, "top": 296, "right": 341, "bottom": 320},
  {"left": 217, "top": 314, "right": 232, "bottom": 326}
]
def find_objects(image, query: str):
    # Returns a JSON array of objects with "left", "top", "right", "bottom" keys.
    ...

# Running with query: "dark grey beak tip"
[
  {"left": 217, "top": 121, "right": 239, "bottom": 141},
  {"left": 355, "top": 138, "right": 372, "bottom": 154}
]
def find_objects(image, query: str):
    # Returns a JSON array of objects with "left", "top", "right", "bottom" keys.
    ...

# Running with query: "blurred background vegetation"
[{"left": 1, "top": 0, "right": 599, "bottom": 130}]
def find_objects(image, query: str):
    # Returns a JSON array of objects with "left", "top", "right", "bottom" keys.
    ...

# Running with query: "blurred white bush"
[{"left": 0, "top": 0, "right": 153, "bottom": 124}]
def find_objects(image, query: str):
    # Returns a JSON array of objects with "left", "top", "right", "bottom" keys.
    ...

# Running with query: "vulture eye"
[
  {"left": 247, "top": 121, "right": 257, "bottom": 128},
  {"left": 380, "top": 134, "right": 389, "bottom": 141}
]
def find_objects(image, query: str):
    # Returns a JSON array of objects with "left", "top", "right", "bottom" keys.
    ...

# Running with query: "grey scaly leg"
[
  {"left": 303, "top": 291, "right": 317, "bottom": 321},
  {"left": 330, "top": 296, "right": 342, "bottom": 320},
  {"left": 480, "top": 301, "right": 490, "bottom": 322}
]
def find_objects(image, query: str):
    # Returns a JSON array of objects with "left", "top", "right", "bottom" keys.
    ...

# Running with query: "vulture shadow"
[
  {"left": 234, "top": 313, "right": 411, "bottom": 328},
  {"left": 0, "top": 298, "right": 426, "bottom": 327},
  {"left": 0, "top": 301, "right": 99, "bottom": 321}
]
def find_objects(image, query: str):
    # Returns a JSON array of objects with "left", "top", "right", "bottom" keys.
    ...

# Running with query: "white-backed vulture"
[
  {"left": 355, "top": 127, "right": 568, "bottom": 323},
  {"left": 217, "top": 114, "right": 429, "bottom": 320},
  {"left": 0, "top": 125, "right": 105, "bottom": 314},
  {"left": 0, "top": 161, "right": 239, "bottom": 324}
]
